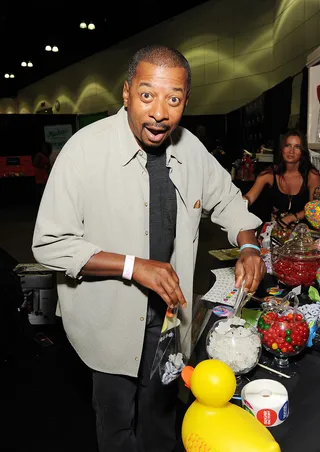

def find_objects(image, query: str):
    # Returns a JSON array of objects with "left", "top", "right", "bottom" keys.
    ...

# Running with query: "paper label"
[
  {"left": 279, "top": 401, "right": 289, "bottom": 421},
  {"left": 202, "top": 268, "right": 238, "bottom": 306},
  {"left": 257, "top": 409, "right": 278, "bottom": 426}
]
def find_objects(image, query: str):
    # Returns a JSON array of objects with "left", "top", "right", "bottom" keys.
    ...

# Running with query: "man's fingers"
[
  {"left": 155, "top": 283, "right": 176, "bottom": 308},
  {"left": 159, "top": 278, "right": 187, "bottom": 308},
  {"left": 170, "top": 270, "right": 179, "bottom": 285},
  {"left": 249, "top": 275, "right": 261, "bottom": 293},
  {"left": 235, "top": 261, "right": 245, "bottom": 288}
]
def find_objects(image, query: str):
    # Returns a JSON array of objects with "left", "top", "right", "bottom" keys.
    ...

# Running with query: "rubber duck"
[{"left": 181, "top": 359, "right": 281, "bottom": 452}]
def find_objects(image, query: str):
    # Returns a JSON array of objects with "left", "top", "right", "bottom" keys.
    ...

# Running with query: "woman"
[{"left": 243, "top": 130, "right": 320, "bottom": 225}]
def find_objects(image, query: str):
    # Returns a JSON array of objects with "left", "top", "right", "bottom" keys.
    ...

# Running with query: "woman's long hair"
[{"left": 262, "top": 129, "right": 318, "bottom": 191}]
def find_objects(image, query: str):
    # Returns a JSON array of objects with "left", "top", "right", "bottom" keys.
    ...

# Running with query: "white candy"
[
  {"left": 207, "top": 318, "right": 261, "bottom": 374},
  {"left": 161, "top": 352, "right": 186, "bottom": 385},
  {"left": 298, "top": 304, "right": 320, "bottom": 324}
]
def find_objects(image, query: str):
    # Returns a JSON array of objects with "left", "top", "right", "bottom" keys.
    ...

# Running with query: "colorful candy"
[
  {"left": 267, "top": 287, "right": 284, "bottom": 296},
  {"left": 258, "top": 310, "right": 309, "bottom": 357},
  {"left": 305, "top": 200, "right": 320, "bottom": 230}
]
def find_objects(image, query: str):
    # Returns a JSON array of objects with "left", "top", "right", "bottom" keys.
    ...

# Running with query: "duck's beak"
[{"left": 181, "top": 365, "right": 194, "bottom": 388}]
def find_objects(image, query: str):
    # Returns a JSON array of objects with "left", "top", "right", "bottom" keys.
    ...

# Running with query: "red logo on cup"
[{"left": 257, "top": 409, "right": 277, "bottom": 426}]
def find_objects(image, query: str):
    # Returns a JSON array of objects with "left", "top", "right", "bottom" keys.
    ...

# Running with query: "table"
[{"left": 189, "top": 273, "right": 320, "bottom": 452}]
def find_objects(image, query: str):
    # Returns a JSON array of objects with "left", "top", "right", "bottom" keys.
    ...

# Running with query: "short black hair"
[{"left": 127, "top": 44, "right": 191, "bottom": 92}]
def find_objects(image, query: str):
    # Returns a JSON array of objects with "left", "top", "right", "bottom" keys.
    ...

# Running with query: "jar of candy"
[
  {"left": 271, "top": 223, "right": 320, "bottom": 286},
  {"left": 206, "top": 317, "right": 262, "bottom": 394},
  {"left": 258, "top": 297, "right": 309, "bottom": 367}
]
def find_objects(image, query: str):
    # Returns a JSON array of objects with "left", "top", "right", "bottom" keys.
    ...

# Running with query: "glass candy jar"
[
  {"left": 206, "top": 317, "right": 262, "bottom": 394},
  {"left": 258, "top": 298, "right": 309, "bottom": 368},
  {"left": 271, "top": 223, "right": 320, "bottom": 287}
]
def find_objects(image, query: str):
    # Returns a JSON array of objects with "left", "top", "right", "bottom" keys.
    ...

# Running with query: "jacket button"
[
  {"left": 135, "top": 357, "right": 139, "bottom": 361},
  {"left": 140, "top": 317, "right": 144, "bottom": 321}
]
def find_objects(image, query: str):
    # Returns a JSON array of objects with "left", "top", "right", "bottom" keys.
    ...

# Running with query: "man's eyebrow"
[{"left": 138, "top": 82, "right": 184, "bottom": 93}]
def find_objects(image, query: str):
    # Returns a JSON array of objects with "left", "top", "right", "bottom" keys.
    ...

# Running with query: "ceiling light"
[
  {"left": 21, "top": 61, "right": 27, "bottom": 67},
  {"left": 4, "top": 74, "right": 9, "bottom": 78},
  {"left": 27, "top": 61, "right": 33, "bottom": 67},
  {"left": 9, "top": 74, "right": 15, "bottom": 78},
  {"left": 80, "top": 21, "right": 87, "bottom": 29},
  {"left": 88, "top": 22, "right": 95, "bottom": 30},
  {"left": 45, "top": 45, "right": 52, "bottom": 51},
  {"left": 52, "top": 46, "right": 59, "bottom": 52}
]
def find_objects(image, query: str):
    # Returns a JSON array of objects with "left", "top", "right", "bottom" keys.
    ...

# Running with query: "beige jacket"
[{"left": 32, "top": 107, "right": 261, "bottom": 377}]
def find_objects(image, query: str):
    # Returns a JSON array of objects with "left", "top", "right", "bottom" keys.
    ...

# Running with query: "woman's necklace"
[{"left": 282, "top": 174, "right": 298, "bottom": 211}]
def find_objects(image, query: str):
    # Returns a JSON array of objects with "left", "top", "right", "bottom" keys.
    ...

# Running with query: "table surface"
[{"left": 192, "top": 271, "right": 320, "bottom": 452}]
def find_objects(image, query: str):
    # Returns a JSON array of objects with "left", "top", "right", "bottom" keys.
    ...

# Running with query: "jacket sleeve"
[
  {"left": 202, "top": 153, "right": 262, "bottom": 246},
  {"left": 32, "top": 149, "right": 102, "bottom": 279}
]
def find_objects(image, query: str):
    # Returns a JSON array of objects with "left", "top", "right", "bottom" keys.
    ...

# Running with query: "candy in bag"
[
  {"left": 150, "top": 307, "right": 187, "bottom": 385},
  {"left": 150, "top": 296, "right": 213, "bottom": 385}
]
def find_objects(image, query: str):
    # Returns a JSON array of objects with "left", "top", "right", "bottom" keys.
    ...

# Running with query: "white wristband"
[{"left": 122, "top": 255, "right": 135, "bottom": 280}]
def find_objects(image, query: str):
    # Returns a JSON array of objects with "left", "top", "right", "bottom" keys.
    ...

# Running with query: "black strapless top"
[{"left": 271, "top": 173, "right": 309, "bottom": 214}]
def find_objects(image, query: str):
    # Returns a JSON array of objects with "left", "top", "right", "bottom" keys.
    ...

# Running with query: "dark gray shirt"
[{"left": 146, "top": 148, "right": 177, "bottom": 321}]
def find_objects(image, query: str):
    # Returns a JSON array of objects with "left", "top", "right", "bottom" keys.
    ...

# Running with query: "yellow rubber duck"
[{"left": 181, "top": 360, "right": 281, "bottom": 452}]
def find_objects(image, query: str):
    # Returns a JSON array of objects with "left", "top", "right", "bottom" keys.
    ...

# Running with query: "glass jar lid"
[{"left": 274, "top": 223, "right": 320, "bottom": 260}]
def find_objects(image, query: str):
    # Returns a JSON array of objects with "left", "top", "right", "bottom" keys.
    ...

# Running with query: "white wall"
[
  {"left": 0, "top": 0, "right": 319, "bottom": 116},
  {"left": 273, "top": 0, "right": 320, "bottom": 117}
]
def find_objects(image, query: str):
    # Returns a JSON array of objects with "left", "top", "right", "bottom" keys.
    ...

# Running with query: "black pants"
[{"left": 92, "top": 303, "right": 178, "bottom": 452}]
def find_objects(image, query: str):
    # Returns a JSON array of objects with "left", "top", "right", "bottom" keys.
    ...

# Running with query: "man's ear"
[
  {"left": 185, "top": 91, "right": 190, "bottom": 107},
  {"left": 123, "top": 81, "right": 129, "bottom": 108}
]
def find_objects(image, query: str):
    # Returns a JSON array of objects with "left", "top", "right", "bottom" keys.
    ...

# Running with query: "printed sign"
[{"left": 44, "top": 124, "right": 73, "bottom": 164}]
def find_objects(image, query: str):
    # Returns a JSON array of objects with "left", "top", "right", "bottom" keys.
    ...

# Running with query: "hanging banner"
[{"left": 44, "top": 124, "right": 73, "bottom": 164}]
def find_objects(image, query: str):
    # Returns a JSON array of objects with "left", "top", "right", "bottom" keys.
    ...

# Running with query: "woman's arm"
[
  {"left": 282, "top": 170, "right": 320, "bottom": 225},
  {"left": 281, "top": 210, "right": 304, "bottom": 225},
  {"left": 243, "top": 172, "right": 273, "bottom": 206}
]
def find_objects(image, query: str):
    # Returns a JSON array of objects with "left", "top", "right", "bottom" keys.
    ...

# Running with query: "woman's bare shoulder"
[{"left": 257, "top": 170, "right": 274, "bottom": 184}]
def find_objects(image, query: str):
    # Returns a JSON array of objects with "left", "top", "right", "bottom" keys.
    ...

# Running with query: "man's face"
[{"left": 123, "top": 61, "right": 189, "bottom": 150}]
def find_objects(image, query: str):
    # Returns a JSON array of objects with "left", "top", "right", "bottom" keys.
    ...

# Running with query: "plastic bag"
[
  {"left": 150, "top": 307, "right": 186, "bottom": 385},
  {"left": 150, "top": 296, "right": 214, "bottom": 385}
]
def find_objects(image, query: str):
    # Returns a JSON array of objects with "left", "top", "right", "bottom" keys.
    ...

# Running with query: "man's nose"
[{"left": 149, "top": 99, "right": 169, "bottom": 122}]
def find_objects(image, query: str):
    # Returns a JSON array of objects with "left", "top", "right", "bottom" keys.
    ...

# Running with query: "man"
[{"left": 32, "top": 44, "right": 265, "bottom": 452}]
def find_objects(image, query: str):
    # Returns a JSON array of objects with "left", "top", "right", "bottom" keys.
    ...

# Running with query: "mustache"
[{"left": 143, "top": 123, "right": 170, "bottom": 132}]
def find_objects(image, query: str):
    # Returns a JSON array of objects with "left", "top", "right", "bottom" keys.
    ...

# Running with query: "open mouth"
[{"left": 144, "top": 126, "right": 168, "bottom": 143}]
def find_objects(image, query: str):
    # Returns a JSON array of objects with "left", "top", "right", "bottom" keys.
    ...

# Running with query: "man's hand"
[
  {"left": 132, "top": 258, "right": 187, "bottom": 309},
  {"left": 235, "top": 248, "right": 266, "bottom": 293}
]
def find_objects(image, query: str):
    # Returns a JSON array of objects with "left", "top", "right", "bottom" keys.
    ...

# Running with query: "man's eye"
[
  {"left": 141, "top": 92, "right": 151, "bottom": 100},
  {"left": 169, "top": 96, "right": 180, "bottom": 106}
]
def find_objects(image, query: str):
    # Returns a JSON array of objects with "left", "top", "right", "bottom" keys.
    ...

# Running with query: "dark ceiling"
[{"left": 0, "top": 1, "right": 209, "bottom": 99}]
